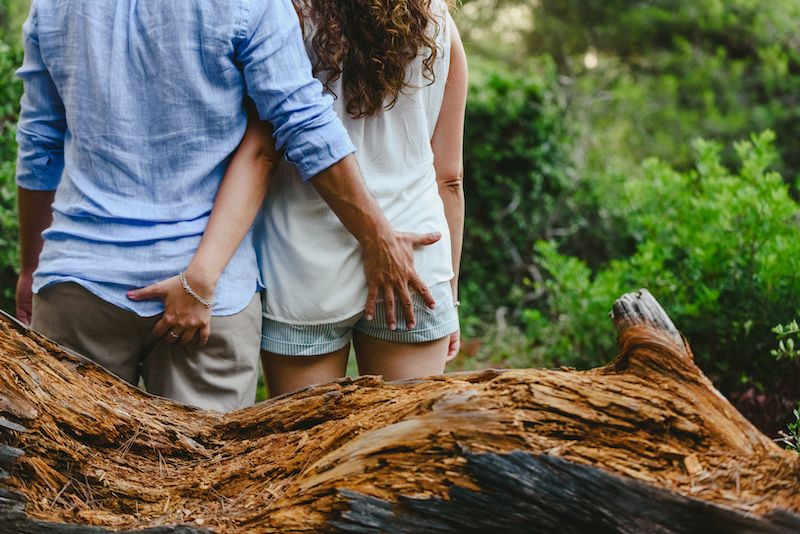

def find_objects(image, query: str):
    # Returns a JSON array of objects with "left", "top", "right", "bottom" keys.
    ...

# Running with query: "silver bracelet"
[
  {"left": 179, "top": 271, "right": 215, "bottom": 308},
  {"left": 454, "top": 300, "right": 461, "bottom": 308}
]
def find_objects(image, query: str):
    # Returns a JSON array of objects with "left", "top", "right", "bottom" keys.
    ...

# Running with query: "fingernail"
[
  {"left": 389, "top": 323, "right": 396, "bottom": 331},
  {"left": 430, "top": 303, "right": 437, "bottom": 309},
  {"left": 366, "top": 314, "right": 373, "bottom": 321},
  {"left": 408, "top": 322, "right": 416, "bottom": 329}
]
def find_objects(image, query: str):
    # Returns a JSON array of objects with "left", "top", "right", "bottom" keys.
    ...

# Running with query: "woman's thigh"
[
  {"left": 261, "top": 345, "right": 350, "bottom": 398},
  {"left": 353, "top": 332, "right": 448, "bottom": 381}
]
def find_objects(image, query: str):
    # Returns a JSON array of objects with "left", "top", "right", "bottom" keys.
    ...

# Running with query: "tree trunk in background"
[{"left": 0, "top": 290, "right": 798, "bottom": 533}]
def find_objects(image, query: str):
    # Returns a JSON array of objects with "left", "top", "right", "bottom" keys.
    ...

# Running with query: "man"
[{"left": 15, "top": 0, "right": 437, "bottom": 411}]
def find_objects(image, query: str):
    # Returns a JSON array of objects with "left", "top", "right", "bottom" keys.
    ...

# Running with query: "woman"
[
  {"left": 256, "top": 0, "right": 466, "bottom": 396},
  {"left": 135, "top": 0, "right": 467, "bottom": 398}
]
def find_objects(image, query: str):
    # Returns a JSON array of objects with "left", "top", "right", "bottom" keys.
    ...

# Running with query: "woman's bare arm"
[
  {"left": 129, "top": 105, "right": 276, "bottom": 345},
  {"left": 431, "top": 17, "right": 468, "bottom": 360}
]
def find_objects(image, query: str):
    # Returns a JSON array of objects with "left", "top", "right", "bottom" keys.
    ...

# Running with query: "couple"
[{"left": 15, "top": 0, "right": 467, "bottom": 411}]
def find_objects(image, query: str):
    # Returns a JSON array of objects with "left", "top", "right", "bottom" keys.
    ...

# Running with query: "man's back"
[
  {"left": 31, "top": 0, "right": 249, "bottom": 225},
  {"left": 17, "top": 0, "right": 354, "bottom": 316}
]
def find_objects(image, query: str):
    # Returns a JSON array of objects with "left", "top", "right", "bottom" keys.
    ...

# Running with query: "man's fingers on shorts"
[
  {"left": 411, "top": 276, "right": 436, "bottom": 309},
  {"left": 398, "top": 283, "right": 415, "bottom": 329},
  {"left": 365, "top": 285, "right": 379, "bottom": 321},
  {"left": 383, "top": 286, "right": 397, "bottom": 330}
]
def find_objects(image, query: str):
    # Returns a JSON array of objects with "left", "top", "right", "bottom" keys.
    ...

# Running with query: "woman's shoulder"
[{"left": 427, "top": 0, "right": 454, "bottom": 51}]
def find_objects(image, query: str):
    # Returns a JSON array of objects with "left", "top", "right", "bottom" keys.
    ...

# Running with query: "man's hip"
[{"left": 32, "top": 282, "right": 261, "bottom": 412}]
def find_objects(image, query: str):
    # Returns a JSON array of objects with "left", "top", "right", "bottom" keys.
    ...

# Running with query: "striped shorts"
[{"left": 261, "top": 282, "right": 459, "bottom": 356}]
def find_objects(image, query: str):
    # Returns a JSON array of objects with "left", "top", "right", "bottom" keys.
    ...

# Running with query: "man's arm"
[
  {"left": 235, "top": 0, "right": 437, "bottom": 327},
  {"left": 15, "top": 1, "right": 67, "bottom": 323},
  {"left": 16, "top": 189, "right": 54, "bottom": 323}
]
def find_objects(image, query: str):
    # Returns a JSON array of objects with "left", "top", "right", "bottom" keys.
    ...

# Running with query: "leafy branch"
[
  {"left": 771, "top": 321, "right": 800, "bottom": 361},
  {"left": 775, "top": 405, "right": 800, "bottom": 455}
]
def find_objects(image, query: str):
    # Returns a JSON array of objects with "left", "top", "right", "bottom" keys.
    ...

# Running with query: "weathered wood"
[
  {"left": 611, "top": 288, "right": 682, "bottom": 344},
  {"left": 0, "top": 291, "right": 798, "bottom": 533},
  {"left": 335, "top": 453, "right": 798, "bottom": 534},
  {"left": 0, "top": 445, "right": 23, "bottom": 466}
]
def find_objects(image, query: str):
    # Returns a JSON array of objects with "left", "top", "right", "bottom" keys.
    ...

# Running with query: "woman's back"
[{"left": 256, "top": 0, "right": 454, "bottom": 324}]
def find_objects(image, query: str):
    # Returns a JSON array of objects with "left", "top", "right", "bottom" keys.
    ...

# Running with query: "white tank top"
[{"left": 254, "top": 2, "right": 454, "bottom": 324}]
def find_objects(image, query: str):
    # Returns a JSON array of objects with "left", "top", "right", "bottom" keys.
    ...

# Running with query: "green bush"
[
  {"left": 772, "top": 320, "right": 800, "bottom": 361},
  {"left": 459, "top": 0, "right": 800, "bottom": 183},
  {"left": 531, "top": 132, "right": 800, "bottom": 391},
  {"left": 0, "top": 40, "right": 22, "bottom": 311},
  {"left": 0, "top": 1, "right": 29, "bottom": 44},
  {"left": 460, "top": 62, "right": 580, "bottom": 335}
]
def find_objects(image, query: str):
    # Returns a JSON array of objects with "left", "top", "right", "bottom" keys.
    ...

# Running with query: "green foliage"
[
  {"left": 451, "top": 324, "right": 547, "bottom": 372},
  {"left": 572, "top": 36, "right": 800, "bottom": 186},
  {"left": 532, "top": 132, "right": 800, "bottom": 389},
  {"left": 777, "top": 405, "right": 800, "bottom": 454},
  {"left": 460, "top": 61, "right": 578, "bottom": 335},
  {"left": 459, "top": 0, "right": 800, "bottom": 182},
  {"left": 0, "top": 0, "right": 28, "bottom": 45},
  {"left": 0, "top": 39, "right": 21, "bottom": 310},
  {"left": 772, "top": 320, "right": 800, "bottom": 361}
]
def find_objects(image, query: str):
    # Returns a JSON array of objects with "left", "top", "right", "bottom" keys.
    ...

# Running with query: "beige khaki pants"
[{"left": 32, "top": 282, "right": 261, "bottom": 412}]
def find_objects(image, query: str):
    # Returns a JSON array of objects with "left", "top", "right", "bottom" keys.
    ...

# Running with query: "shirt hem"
[{"left": 34, "top": 277, "right": 258, "bottom": 318}]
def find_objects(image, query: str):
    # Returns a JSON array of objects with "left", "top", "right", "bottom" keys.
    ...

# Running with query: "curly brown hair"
[{"left": 298, "top": 0, "right": 451, "bottom": 118}]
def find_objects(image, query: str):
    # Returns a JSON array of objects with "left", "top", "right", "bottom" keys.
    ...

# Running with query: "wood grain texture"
[
  {"left": 334, "top": 453, "right": 799, "bottom": 533},
  {"left": 0, "top": 290, "right": 798, "bottom": 533}
]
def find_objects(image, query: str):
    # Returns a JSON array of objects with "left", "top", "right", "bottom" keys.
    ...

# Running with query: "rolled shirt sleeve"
[
  {"left": 235, "top": 0, "right": 355, "bottom": 181},
  {"left": 15, "top": 1, "right": 67, "bottom": 191}
]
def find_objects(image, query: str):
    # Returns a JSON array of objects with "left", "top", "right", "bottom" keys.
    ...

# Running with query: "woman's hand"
[
  {"left": 128, "top": 272, "right": 215, "bottom": 346},
  {"left": 446, "top": 329, "right": 461, "bottom": 362}
]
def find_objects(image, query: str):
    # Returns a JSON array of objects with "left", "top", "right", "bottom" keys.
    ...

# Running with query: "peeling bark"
[{"left": 0, "top": 289, "right": 798, "bottom": 533}]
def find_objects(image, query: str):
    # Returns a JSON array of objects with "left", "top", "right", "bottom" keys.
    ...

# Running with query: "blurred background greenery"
[{"left": 0, "top": 0, "right": 798, "bottom": 434}]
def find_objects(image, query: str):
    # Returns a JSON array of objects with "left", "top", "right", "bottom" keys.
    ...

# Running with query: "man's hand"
[
  {"left": 15, "top": 271, "right": 34, "bottom": 325},
  {"left": 310, "top": 155, "right": 443, "bottom": 329},
  {"left": 362, "top": 231, "right": 441, "bottom": 330},
  {"left": 128, "top": 272, "right": 214, "bottom": 346}
]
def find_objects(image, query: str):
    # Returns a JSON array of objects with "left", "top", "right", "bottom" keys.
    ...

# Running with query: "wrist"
[
  {"left": 358, "top": 219, "right": 394, "bottom": 248},
  {"left": 184, "top": 264, "right": 219, "bottom": 296}
]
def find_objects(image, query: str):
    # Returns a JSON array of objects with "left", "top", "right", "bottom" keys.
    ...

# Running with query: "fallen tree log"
[{"left": 0, "top": 289, "right": 798, "bottom": 533}]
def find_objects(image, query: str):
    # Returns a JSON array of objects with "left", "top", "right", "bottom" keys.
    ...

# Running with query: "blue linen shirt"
[{"left": 15, "top": 0, "right": 356, "bottom": 317}]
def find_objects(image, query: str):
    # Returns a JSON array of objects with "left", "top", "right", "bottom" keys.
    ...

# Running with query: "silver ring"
[{"left": 168, "top": 330, "right": 180, "bottom": 339}]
